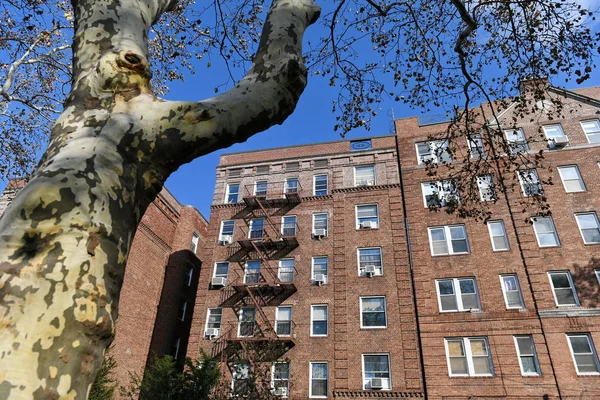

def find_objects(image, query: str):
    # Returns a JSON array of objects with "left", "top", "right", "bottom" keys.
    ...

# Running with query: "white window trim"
[
  {"left": 271, "top": 362, "right": 290, "bottom": 397},
  {"left": 275, "top": 306, "right": 292, "bottom": 337},
  {"left": 205, "top": 308, "right": 222, "bottom": 337},
  {"left": 355, "top": 203, "right": 379, "bottom": 229},
  {"left": 513, "top": 335, "right": 541, "bottom": 376},
  {"left": 581, "top": 119, "right": 600, "bottom": 144},
  {"left": 416, "top": 140, "right": 450, "bottom": 164},
  {"left": 427, "top": 225, "right": 470, "bottom": 256},
  {"left": 444, "top": 337, "right": 494, "bottom": 377},
  {"left": 557, "top": 165, "right": 586, "bottom": 193},
  {"left": 309, "top": 362, "right": 328, "bottom": 398},
  {"left": 311, "top": 256, "right": 328, "bottom": 285},
  {"left": 547, "top": 271, "right": 580, "bottom": 307},
  {"left": 531, "top": 216, "right": 560, "bottom": 248},
  {"left": 219, "top": 220, "right": 235, "bottom": 242},
  {"left": 517, "top": 169, "right": 542, "bottom": 197},
  {"left": 487, "top": 220, "right": 510, "bottom": 252},
  {"left": 435, "top": 278, "right": 480, "bottom": 312},
  {"left": 467, "top": 135, "right": 485, "bottom": 159},
  {"left": 313, "top": 174, "right": 328, "bottom": 195},
  {"left": 359, "top": 296, "right": 388, "bottom": 329},
  {"left": 504, "top": 128, "right": 529, "bottom": 154},
  {"left": 499, "top": 274, "right": 524, "bottom": 309},
  {"left": 254, "top": 180, "right": 268, "bottom": 196},
  {"left": 244, "top": 260, "right": 261, "bottom": 284},
  {"left": 361, "top": 353, "right": 391, "bottom": 390},
  {"left": 312, "top": 213, "right": 328, "bottom": 236},
  {"left": 191, "top": 232, "right": 199, "bottom": 253},
  {"left": 248, "top": 218, "right": 264, "bottom": 239},
  {"left": 357, "top": 247, "right": 383, "bottom": 277},
  {"left": 354, "top": 165, "right": 376, "bottom": 186},
  {"left": 278, "top": 258, "right": 295, "bottom": 282},
  {"left": 310, "top": 304, "right": 328, "bottom": 337},
  {"left": 477, "top": 175, "right": 496, "bottom": 201},
  {"left": 542, "top": 124, "right": 566, "bottom": 139},
  {"left": 566, "top": 334, "right": 600, "bottom": 375},
  {"left": 281, "top": 215, "right": 297, "bottom": 236},
  {"left": 238, "top": 307, "right": 256, "bottom": 338},
  {"left": 225, "top": 183, "right": 240, "bottom": 203},
  {"left": 574, "top": 212, "right": 600, "bottom": 245}
]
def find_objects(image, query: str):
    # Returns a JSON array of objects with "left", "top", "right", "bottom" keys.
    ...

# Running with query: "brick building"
[{"left": 188, "top": 83, "right": 600, "bottom": 399}]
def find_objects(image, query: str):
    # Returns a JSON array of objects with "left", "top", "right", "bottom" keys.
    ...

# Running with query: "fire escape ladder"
[
  {"left": 245, "top": 288, "right": 277, "bottom": 339},
  {"left": 255, "top": 199, "right": 281, "bottom": 241},
  {"left": 250, "top": 241, "right": 279, "bottom": 283}
]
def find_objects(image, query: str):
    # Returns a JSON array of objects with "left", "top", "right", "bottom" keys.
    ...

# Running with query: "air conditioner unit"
[
  {"left": 367, "top": 180, "right": 376, "bottom": 186},
  {"left": 313, "top": 228, "right": 327, "bottom": 238},
  {"left": 273, "top": 387, "right": 288, "bottom": 397},
  {"left": 550, "top": 136, "right": 569, "bottom": 148},
  {"left": 364, "top": 265, "right": 377, "bottom": 276},
  {"left": 314, "top": 274, "right": 326, "bottom": 285},
  {"left": 204, "top": 328, "right": 220, "bottom": 338},
  {"left": 360, "top": 221, "right": 373, "bottom": 229},
  {"left": 218, "top": 235, "right": 232, "bottom": 245},
  {"left": 370, "top": 378, "right": 384, "bottom": 389},
  {"left": 211, "top": 277, "right": 227, "bottom": 287}
]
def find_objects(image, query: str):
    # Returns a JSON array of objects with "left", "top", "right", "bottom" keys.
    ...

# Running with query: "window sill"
[
  {"left": 360, "top": 326, "right": 388, "bottom": 330},
  {"left": 431, "top": 253, "right": 470, "bottom": 257}
]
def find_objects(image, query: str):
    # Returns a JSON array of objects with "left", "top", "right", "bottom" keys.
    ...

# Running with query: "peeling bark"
[{"left": 0, "top": 0, "right": 320, "bottom": 398}]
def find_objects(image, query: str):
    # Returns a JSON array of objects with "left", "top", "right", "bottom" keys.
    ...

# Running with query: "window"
[
  {"left": 254, "top": 180, "right": 268, "bottom": 197},
  {"left": 275, "top": 306, "right": 292, "bottom": 337},
  {"left": 428, "top": 225, "right": 469, "bottom": 256},
  {"left": 249, "top": 218, "right": 264, "bottom": 239},
  {"left": 487, "top": 220, "right": 509, "bottom": 251},
  {"left": 514, "top": 335, "right": 541, "bottom": 376},
  {"left": 421, "top": 180, "right": 459, "bottom": 207},
  {"left": 191, "top": 232, "right": 199, "bottom": 253},
  {"left": 355, "top": 165, "right": 376, "bottom": 186},
  {"left": 500, "top": 275, "right": 524, "bottom": 309},
  {"left": 596, "top": 270, "right": 600, "bottom": 285},
  {"left": 244, "top": 261, "right": 261, "bottom": 284},
  {"left": 172, "top": 337, "right": 181, "bottom": 360},
  {"left": 220, "top": 220, "right": 235, "bottom": 243},
  {"left": 358, "top": 248, "right": 383, "bottom": 276},
  {"left": 445, "top": 337, "right": 494, "bottom": 376},
  {"left": 272, "top": 363, "right": 290, "bottom": 397},
  {"left": 477, "top": 175, "right": 496, "bottom": 201},
  {"left": 256, "top": 165, "right": 270, "bottom": 175},
  {"left": 238, "top": 308, "right": 256, "bottom": 337},
  {"left": 548, "top": 271, "right": 579, "bottom": 306},
  {"left": 360, "top": 296, "right": 387, "bottom": 328},
  {"left": 356, "top": 204, "right": 379, "bottom": 229},
  {"left": 205, "top": 308, "right": 222, "bottom": 337},
  {"left": 311, "top": 305, "right": 328, "bottom": 336},
  {"left": 185, "top": 267, "right": 193, "bottom": 286},
  {"left": 557, "top": 166, "right": 586, "bottom": 193},
  {"left": 314, "top": 159, "right": 328, "bottom": 168},
  {"left": 436, "top": 278, "right": 480, "bottom": 312},
  {"left": 213, "top": 262, "right": 229, "bottom": 280},
  {"left": 362, "top": 354, "right": 391, "bottom": 390},
  {"left": 232, "top": 363, "right": 250, "bottom": 395},
  {"left": 532, "top": 216, "right": 560, "bottom": 247},
  {"left": 178, "top": 301, "right": 187, "bottom": 321},
  {"left": 229, "top": 168, "right": 242, "bottom": 178},
  {"left": 467, "top": 134, "right": 485, "bottom": 159},
  {"left": 567, "top": 334, "right": 600, "bottom": 375},
  {"left": 312, "top": 257, "right": 328, "bottom": 284},
  {"left": 518, "top": 169, "right": 543, "bottom": 196},
  {"left": 278, "top": 259, "right": 295, "bottom": 283},
  {"left": 581, "top": 120, "right": 600, "bottom": 143},
  {"left": 543, "top": 124, "right": 567, "bottom": 140},
  {"left": 285, "top": 162, "right": 299, "bottom": 172},
  {"left": 309, "top": 362, "right": 328, "bottom": 398},
  {"left": 416, "top": 140, "right": 451, "bottom": 164},
  {"left": 314, "top": 174, "right": 328, "bottom": 195},
  {"left": 285, "top": 177, "right": 299, "bottom": 194},
  {"left": 281, "top": 215, "right": 297, "bottom": 237},
  {"left": 575, "top": 212, "right": 600, "bottom": 244},
  {"left": 226, "top": 183, "right": 240, "bottom": 203},
  {"left": 312, "top": 213, "right": 328, "bottom": 236},
  {"left": 505, "top": 128, "right": 529, "bottom": 153}
]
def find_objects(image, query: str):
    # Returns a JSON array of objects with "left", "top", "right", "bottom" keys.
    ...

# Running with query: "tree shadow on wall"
[{"left": 571, "top": 257, "right": 600, "bottom": 308}]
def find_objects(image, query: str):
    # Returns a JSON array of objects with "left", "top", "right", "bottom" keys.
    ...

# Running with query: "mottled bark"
[{"left": 0, "top": 0, "right": 319, "bottom": 398}]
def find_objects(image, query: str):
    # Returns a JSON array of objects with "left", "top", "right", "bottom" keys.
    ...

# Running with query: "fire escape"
[{"left": 211, "top": 180, "right": 301, "bottom": 368}]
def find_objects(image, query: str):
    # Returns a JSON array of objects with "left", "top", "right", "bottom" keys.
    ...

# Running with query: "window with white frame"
[
  {"left": 500, "top": 275, "right": 524, "bottom": 309},
  {"left": 580, "top": 120, "right": 600, "bottom": 144},
  {"left": 467, "top": 134, "right": 485, "bottom": 159},
  {"left": 172, "top": 337, "right": 181, "bottom": 360},
  {"left": 312, "top": 213, "right": 328, "bottom": 237},
  {"left": 205, "top": 308, "right": 222, "bottom": 338},
  {"left": 575, "top": 212, "right": 600, "bottom": 244},
  {"left": 355, "top": 165, "right": 376, "bottom": 186},
  {"left": 567, "top": 334, "right": 600, "bottom": 375},
  {"left": 356, "top": 204, "right": 379, "bottom": 229},
  {"left": 596, "top": 269, "right": 600, "bottom": 285},
  {"left": 220, "top": 220, "right": 235, "bottom": 243},
  {"left": 514, "top": 335, "right": 541, "bottom": 376},
  {"left": 311, "top": 305, "right": 328, "bottom": 336},
  {"left": 504, "top": 128, "right": 529, "bottom": 154},
  {"left": 232, "top": 363, "right": 250, "bottom": 395},
  {"left": 477, "top": 175, "right": 496, "bottom": 201},
  {"left": 309, "top": 362, "right": 328, "bottom": 398},
  {"left": 312, "top": 257, "right": 328, "bottom": 284},
  {"left": 360, "top": 296, "right": 387, "bottom": 328},
  {"left": 532, "top": 216, "right": 560, "bottom": 247},
  {"left": 226, "top": 183, "right": 240, "bottom": 203},
  {"left": 548, "top": 271, "right": 579, "bottom": 306},
  {"left": 249, "top": 218, "right": 264, "bottom": 239},
  {"left": 518, "top": 169, "right": 543, "bottom": 196},
  {"left": 362, "top": 354, "right": 391, "bottom": 390},
  {"left": 281, "top": 215, "right": 297, "bottom": 237},
  {"left": 428, "top": 225, "right": 469, "bottom": 256},
  {"left": 358, "top": 248, "right": 383, "bottom": 276},
  {"left": 278, "top": 259, "right": 295, "bottom": 283},
  {"left": 191, "top": 232, "right": 199, "bottom": 253},
  {"left": 254, "top": 180, "right": 268, "bottom": 197},
  {"left": 238, "top": 308, "right": 256, "bottom": 337},
  {"left": 543, "top": 124, "right": 567, "bottom": 141},
  {"left": 272, "top": 363, "right": 290, "bottom": 397},
  {"left": 244, "top": 260, "right": 261, "bottom": 284},
  {"left": 213, "top": 262, "right": 229, "bottom": 280},
  {"left": 557, "top": 165, "right": 586, "bottom": 193},
  {"left": 178, "top": 301, "right": 187, "bottom": 321},
  {"left": 314, "top": 174, "right": 328, "bottom": 195},
  {"left": 275, "top": 306, "right": 292, "bottom": 336},
  {"left": 416, "top": 140, "right": 451, "bottom": 164},
  {"left": 421, "top": 180, "right": 459, "bottom": 208},
  {"left": 285, "top": 177, "right": 299, "bottom": 194},
  {"left": 487, "top": 220, "right": 509, "bottom": 251},
  {"left": 185, "top": 267, "right": 193, "bottom": 286},
  {"left": 436, "top": 278, "right": 480, "bottom": 312},
  {"left": 445, "top": 337, "right": 494, "bottom": 376}
]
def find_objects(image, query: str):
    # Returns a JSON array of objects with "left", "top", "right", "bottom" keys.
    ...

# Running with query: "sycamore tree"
[{"left": 0, "top": 0, "right": 598, "bottom": 399}]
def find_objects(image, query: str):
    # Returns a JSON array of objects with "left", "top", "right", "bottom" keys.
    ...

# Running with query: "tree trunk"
[{"left": 0, "top": 0, "right": 319, "bottom": 398}]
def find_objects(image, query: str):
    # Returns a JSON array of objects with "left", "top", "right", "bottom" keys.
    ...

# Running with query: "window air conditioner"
[
  {"left": 548, "top": 136, "right": 569, "bottom": 148},
  {"left": 313, "top": 228, "right": 327, "bottom": 238},
  {"left": 360, "top": 221, "right": 373, "bottom": 229},
  {"left": 204, "top": 328, "right": 220, "bottom": 338},
  {"left": 364, "top": 265, "right": 377, "bottom": 276},
  {"left": 218, "top": 235, "right": 232, "bottom": 245},
  {"left": 273, "top": 387, "right": 288, "bottom": 397},
  {"left": 370, "top": 378, "right": 384, "bottom": 389},
  {"left": 314, "top": 274, "right": 326, "bottom": 285},
  {"left": 367, "top": 180, "right": 376, "bottom": 186},
  {"left": 212, "top": 277, "right": 227, "bottom": 287}
]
